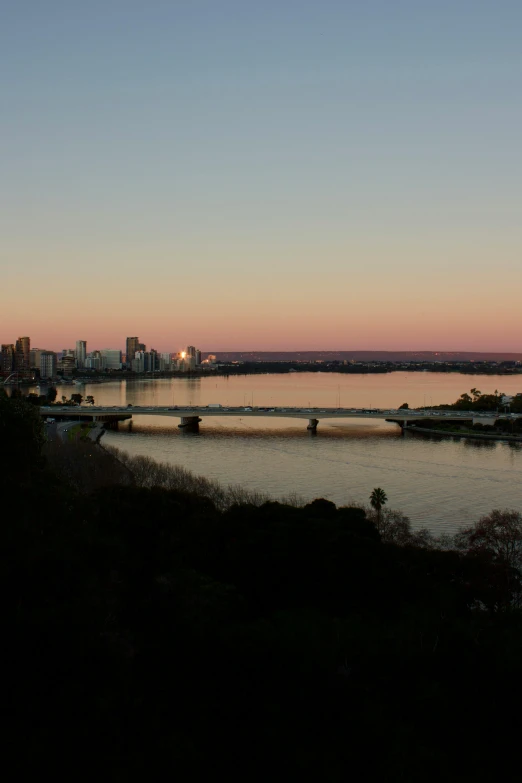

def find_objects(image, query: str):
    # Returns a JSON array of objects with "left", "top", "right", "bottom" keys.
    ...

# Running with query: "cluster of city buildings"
[{"left": 0, "top": 335, "right": 213, "bottom": 381}]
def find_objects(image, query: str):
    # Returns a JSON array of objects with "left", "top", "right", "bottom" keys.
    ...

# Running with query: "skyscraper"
[
  {"left": 1, "top": 344, "right": 15, "bottom": 375},
  {"left": 76, "top": 340, "right": 87, "bottom": 368},
  {"left": 126, "top": 337, "right": 139, "bottom": 366},
  {"left": 15, "top": 336, "right": 30, "bottom": 373},
  {"left": 149, "top": 348, "right": 160, "bottom": 372}
]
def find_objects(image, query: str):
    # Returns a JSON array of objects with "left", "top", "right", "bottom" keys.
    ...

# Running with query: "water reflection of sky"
[{"left": 103, "top": 399, "right": 521, "bottom": 536}]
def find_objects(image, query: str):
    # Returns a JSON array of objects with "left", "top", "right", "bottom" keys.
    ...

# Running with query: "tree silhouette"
[
  {"left": 456, "top": 509, "right": 522, "bottom": 608},
  {"left": 370, "top": 487, "right": 388, "bottom": 528},
  {"left": 456, "top": 510, "right": 522, "bottom": 572}
]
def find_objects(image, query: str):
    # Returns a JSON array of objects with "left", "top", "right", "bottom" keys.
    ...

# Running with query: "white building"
[
  {"left": 85, "top": 356, "right": 104, "bottom": 370},
  {"left": 40, "top": 352, "right": 57, "bottom": 379},
  {"left": 132, "top": 351, "right": 146, "bottom": 373}
]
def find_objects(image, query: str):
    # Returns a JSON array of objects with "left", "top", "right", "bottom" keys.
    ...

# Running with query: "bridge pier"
[
  {"left": 307, "top": 418, "right": 319, "bottom": 432},
  {"left": 178, "top": 416, "right": 202, "bottom": 432}
]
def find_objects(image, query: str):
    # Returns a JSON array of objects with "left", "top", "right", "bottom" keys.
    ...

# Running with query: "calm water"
[{"left": 67, "top": 373, "right": 522, "bottom": 534}]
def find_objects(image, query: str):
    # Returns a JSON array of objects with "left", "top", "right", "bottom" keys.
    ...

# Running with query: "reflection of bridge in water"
[{"left": 39, "top": 405, "right": 514, "bottom": 433}]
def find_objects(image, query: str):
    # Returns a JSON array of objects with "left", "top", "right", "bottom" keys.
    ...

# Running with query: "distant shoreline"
[{"left": 5, "top": 364, "right": 522, "bottom": 388}]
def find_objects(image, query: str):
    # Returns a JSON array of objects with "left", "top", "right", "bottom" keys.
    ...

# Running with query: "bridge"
[{"left": 39, "top": 405, "right": 516, "bottom": 432}]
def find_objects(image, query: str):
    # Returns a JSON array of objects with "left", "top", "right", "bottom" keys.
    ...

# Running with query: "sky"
[{"left": 1, "top": 0, "right": 521, "bottom": 352}]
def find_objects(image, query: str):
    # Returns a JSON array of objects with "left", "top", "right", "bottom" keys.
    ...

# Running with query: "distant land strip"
[{"left": 208, "top": 351, "right": 522, "bottom": 363}]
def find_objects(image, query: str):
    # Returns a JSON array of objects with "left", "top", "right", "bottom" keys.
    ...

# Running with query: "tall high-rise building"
[
  {"left": 15, "top": 336, "right": 30, "bottom": 373},
  {"left": 75, "top": 340, "right": 87, "bottom": 368},
  {"left": 1, "top": 344, "right": 15, "bottom": 375},
  {"left": 40, "top": 352, "right": 57, "bottom": 379},
  {"left": 186, "top": 345, "right": 196, "bottom": 358},
  {"left": 126, "top": 337, "right": 139, "bottom": 366},
  {"left": 149, "top": 348, "right": 160, "bottom": 372}
]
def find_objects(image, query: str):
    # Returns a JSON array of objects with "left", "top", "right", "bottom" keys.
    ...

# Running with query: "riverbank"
[{"left": 407, "top": 424, "right": 522, "bottom": 443}]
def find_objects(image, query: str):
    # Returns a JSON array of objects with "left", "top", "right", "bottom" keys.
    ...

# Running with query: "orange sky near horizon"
[
  {"left": 2, "top": 2, "right": 521, "bottom": 354},
  {"left": 2, "top": 274, "right": 521, "bottom": 353}
]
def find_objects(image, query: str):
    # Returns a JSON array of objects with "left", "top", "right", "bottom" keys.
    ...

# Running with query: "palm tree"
[{"left": 370, "top": 487, "right": 388, "bottom": 529}]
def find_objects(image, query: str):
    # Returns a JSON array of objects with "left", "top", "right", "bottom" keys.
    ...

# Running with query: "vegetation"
[
  {"left": 19, "top": 388, "right": 95, "bottom": 407},
  {"left": 429, "top": 388, "right": 522, "bottom": 413},
  {"left": 369, "top": 486, "right": 388, "bottom": 529},
  {"left": 400, "top": 389, "right": 522, "bottom": 439},
  {"left": 104, "top": 445, "right": 303, "bottom": 510},
  {"left": 2, "top": 391, "right": 522, "bottom": 779}
]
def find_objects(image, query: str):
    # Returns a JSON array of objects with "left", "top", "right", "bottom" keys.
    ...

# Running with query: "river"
[{"left": 59, "top": 372, "right": 522, "bottom": 534}]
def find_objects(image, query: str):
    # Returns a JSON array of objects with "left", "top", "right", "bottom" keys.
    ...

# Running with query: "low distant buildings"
[
  {"left": 160, "top": 352, "right": 172, "bottom": 371},
  {"left": 59, "top": 354, "right": 76, "bottom": 377},
  {"left": 30, "top": 348, "right": 45, "bottom": 370},
  {"left": 85, "top": 350, "right": 104, "bottom": 370}
]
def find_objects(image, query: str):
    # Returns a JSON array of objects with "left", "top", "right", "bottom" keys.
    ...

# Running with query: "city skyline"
[
  {"left": 2, "top": 329, "right": 522, "bottom": 363},
  {"left": 2, "top": 1, "right": 521, "bottom": 351}
]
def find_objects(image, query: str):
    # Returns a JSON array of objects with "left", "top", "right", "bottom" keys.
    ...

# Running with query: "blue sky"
[{"left": 2, "top": 1, "right": 521, "bottom": 350}]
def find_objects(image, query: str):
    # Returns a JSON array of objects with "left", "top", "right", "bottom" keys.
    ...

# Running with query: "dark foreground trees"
[
  {"left": 456, "top": 510, "right": 522, "bottom": 608},
  {"left": 2, "top": 395, "right": 522, "bottom": 780},
  {"left": 456, "top": 509, "right": 522, "bottom": 570}
]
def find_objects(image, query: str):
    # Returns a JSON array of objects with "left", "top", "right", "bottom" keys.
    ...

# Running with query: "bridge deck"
[{"left": 38, "top": 406, "right": 513, "bottom": 423}]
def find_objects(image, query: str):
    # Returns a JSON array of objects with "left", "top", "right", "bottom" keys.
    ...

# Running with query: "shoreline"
[
  {"left": 9, "top": 366, "right": 522, "bottom": 388},
  {"left": 406, "top": 425, "right": 522, "bottom": 443}
]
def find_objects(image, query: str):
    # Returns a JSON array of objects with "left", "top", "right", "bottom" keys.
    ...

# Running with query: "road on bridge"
[{"left": 39, "top": 405, "right": 517, "bottom": 432}]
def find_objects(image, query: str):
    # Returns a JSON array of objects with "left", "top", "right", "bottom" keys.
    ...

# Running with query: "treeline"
[
  {"left": 412, "top": 388, "right": 522, "bottom": 436},
  {"left": 433, "top": 388, "right": 522, "bottom": 412},
  {"left": 104, "top": 445, "right": 308, "bottom": 509},
  {"left": 2, "top": 391, "right": 522, "bottom": 780},
  {"left": 219, "top": 362, "right": 391, "bottom": 375}
]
